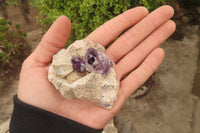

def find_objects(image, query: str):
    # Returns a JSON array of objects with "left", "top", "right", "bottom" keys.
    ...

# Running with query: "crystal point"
[
  {"left": 85, "top": 47, "right": 114, "bottom": 75},
  {"left": 71, "top": 56, "right": 86, "bottom": 73}
]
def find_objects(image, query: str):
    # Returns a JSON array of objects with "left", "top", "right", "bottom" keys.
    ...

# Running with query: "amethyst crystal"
[
  {"left": 103, "top": 104, "right": 111, "bottom": 108},
  {"left": 71, "top": 56, "right": 86, "bottom": 73},
  {"left": 85, "top": 48, "right": 114, "bottom": 75}
]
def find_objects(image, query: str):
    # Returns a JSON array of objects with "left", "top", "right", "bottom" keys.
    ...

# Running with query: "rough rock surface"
[
  {"left": 102, "top": 119, "right": 118, "bottom": 133},
  {"left": 114, "top": 115, "right": 136, "bottom": 133},
  {"left": 48, "top": 39, "right": 119, "bottom": 109},
  {"left": 48, "top": 39, "right": 119, "bottom": 133}
]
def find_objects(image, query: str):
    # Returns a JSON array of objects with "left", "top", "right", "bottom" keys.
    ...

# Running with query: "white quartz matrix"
[{"left": 48, "top": 40, "right": 119, "bottom": 109}]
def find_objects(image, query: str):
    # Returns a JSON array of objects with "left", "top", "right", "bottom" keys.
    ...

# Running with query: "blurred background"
[{"left": 0, "top": 0, "right": 199, "bottom": 133}]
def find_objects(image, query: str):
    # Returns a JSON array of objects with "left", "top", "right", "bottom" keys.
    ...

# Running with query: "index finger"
[{"left": 86, "top": 7, "right": 149, "bottom": 46}]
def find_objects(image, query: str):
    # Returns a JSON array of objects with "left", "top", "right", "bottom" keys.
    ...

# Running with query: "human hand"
[{"left": 18, "top": 5, "right": 175, "bottom": 129}]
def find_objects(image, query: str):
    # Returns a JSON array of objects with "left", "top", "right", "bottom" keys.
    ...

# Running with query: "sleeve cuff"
[{"left": 10, "top": 95, "right": 103, "bottom": 133}]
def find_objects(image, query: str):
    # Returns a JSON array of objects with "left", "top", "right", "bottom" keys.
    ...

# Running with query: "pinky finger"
[{"left": 113, "top": 48, "right": 165, "bottom": 111}]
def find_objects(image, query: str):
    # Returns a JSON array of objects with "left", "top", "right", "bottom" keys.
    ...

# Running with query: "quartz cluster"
[{"left": 48, "top": 40, "right": 119, "bottom": 109}]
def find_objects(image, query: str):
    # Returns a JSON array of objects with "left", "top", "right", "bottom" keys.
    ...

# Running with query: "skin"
[{"left": 17, "top": 5, "right": 176, "bottom": 129}]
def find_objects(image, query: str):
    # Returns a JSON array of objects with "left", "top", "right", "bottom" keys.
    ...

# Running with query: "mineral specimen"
[
  {"left": 102, "top": 119, "right": 118, "bottom": 133},
  {"left": 85, "top": 48, "right": 114, "bottom": 75},
  {"left": 48, "top": 39, "right": 119, "bottom": 109},
  {"left": 71, "top": 47, "right": 114, "bottom": 75},
  {"left": 71, "top": 56, "right": 86, "bottom": 73}
]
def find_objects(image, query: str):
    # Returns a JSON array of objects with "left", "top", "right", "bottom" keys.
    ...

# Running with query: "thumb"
[{"left": 29, "top": 16, "right": 71, "bottom": 65}]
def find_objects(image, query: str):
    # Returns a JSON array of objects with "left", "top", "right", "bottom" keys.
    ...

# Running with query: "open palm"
[{"left": 17, "top": 6, "right": 175, "bottom": 129}]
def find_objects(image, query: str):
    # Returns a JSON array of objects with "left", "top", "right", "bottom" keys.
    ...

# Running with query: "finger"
[
  {"left": 122, "top": 48, "right": 164, "bottom": 100},
  {"left": 112, "top": 48, "right": 165, "bottom": 112},
  {"left": 31, "top": 16, "right": 71, "bottom": 65},
  {"left": 116, "top": 20, "right": 176, "bottom": 79},
  {"left": 86, "top": 7, "right": 149, "bottom": 46},
  {"left": 105, "top": 5, "right": 174, "bottom": 62}
]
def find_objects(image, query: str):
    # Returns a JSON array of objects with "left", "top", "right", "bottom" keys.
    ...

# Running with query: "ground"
[
  {"left": 0, "top": 5, "right": 200, "bottom": 133},
  {"left": 0, "top": 6, "right": 43, "bottom": 124},
  {"left": 114, "top": 25, "right": 200, "bottom": 133}
]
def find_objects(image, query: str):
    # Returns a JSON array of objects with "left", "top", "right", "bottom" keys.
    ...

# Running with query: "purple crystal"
[
  {"left": 85, "top": 48, "right": 114, "bottom": 75},
  {"left": 71, "top": 56, "right": 86, "bottom": 73},
  {"left": 103, "top": 104, "right": 111, "bottom": 108}
]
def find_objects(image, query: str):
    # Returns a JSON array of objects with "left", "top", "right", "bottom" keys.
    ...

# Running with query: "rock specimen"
[
  {"left": 48, "top": 39, "right": 119, "bottom": 109},
  {"left": 102, "top": 119, "right": 118, "bottom": 133}
]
